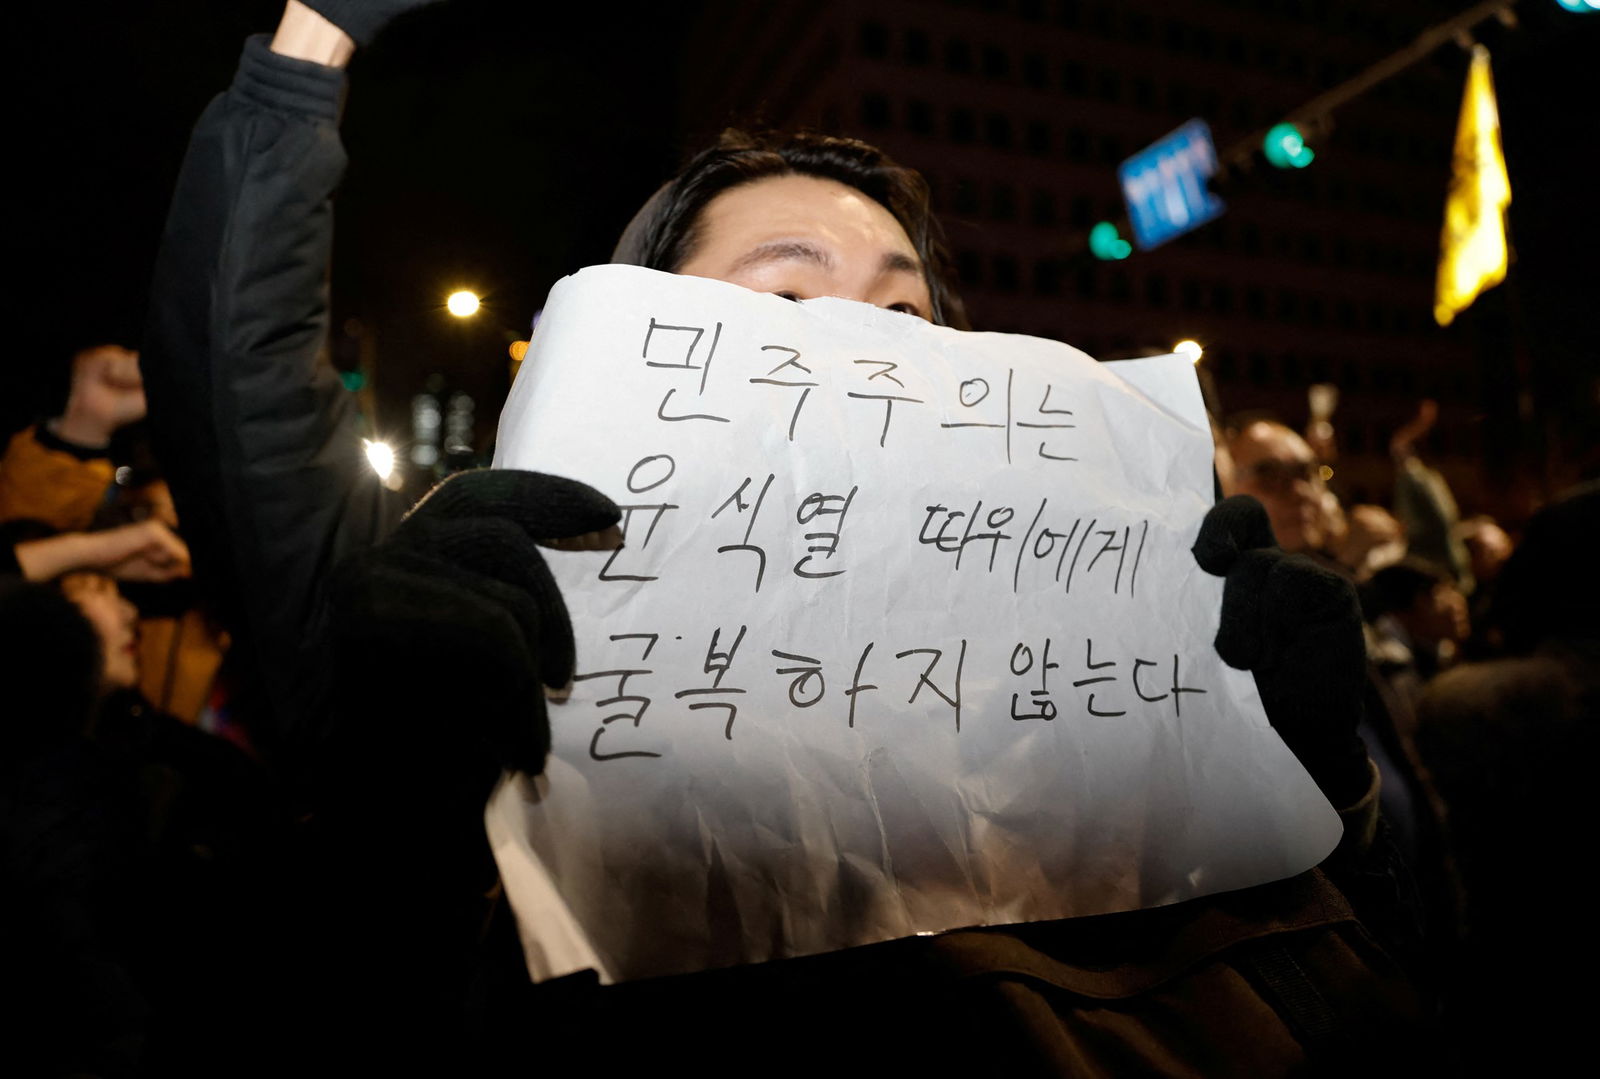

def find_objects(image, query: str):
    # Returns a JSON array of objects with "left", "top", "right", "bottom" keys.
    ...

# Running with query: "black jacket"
[{"left": 144, "top": 35, "right": 402, "bottom": 778}]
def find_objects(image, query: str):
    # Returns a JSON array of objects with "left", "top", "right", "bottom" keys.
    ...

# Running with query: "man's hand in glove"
[
  {"left": 1192, "top": 495, "right": 1372, "bottom": 809},
  {"left": 325, "top": 469, "right": 621, "bottom": 783}
]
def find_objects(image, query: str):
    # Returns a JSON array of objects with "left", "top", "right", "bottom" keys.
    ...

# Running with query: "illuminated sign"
[{"left": 1118, "top": 119, "right": 1226, "bottom": 251}]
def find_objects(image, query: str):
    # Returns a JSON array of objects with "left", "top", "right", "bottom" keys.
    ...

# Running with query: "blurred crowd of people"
[
  {"left": 2, "top": 346, "right": 290, "bottom": 1075},
  {"left": 1214, "top": 391, "right": 1598, "bottom": 1070}
]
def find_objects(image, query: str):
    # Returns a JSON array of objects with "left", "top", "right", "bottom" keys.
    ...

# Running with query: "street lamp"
[
  {"left": 446, "top": 289, "right": 481, "bottom": 318},
  {"left": 1173, "top": 339, "right": 1204, "bottom": 363},
  {"left": 363, "top": 438, "right": 396, "bottom": 480}
]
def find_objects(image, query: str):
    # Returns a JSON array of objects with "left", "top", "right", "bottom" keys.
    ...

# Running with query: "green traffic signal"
[
  {"left": 1263, "top": 123, "right": 1315, "bottom": 169},
  {"left": 1089, "top": 221, "right": 1132, "bottom": 260}
]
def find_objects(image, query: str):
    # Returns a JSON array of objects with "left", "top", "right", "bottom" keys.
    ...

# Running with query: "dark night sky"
[
  {"left": 12, "top": 0, "right": 694, "bottom": 434},
  {"left": 11, "top": 1, "right": 1596, "bottom": 464}
]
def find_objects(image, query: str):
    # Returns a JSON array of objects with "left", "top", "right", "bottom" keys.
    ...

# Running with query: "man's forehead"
[
  {"left": 704, "top": 176, "right": 917, "bottom": 258},
  {"left": 1235, "top": 422, "right": 1313, "bottom": 462}
]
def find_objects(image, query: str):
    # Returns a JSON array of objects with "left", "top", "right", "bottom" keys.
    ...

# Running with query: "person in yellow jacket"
[
  {"left": 1, "top": 343, "right": 226, "bottom": 722},
  {"left": 0, "top": 344, "right": 136, "bottom": 525}
]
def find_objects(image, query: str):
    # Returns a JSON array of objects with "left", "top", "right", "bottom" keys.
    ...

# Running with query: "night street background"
[{"left": 13, "top": 0, "right": 1596, "bottom": 517}]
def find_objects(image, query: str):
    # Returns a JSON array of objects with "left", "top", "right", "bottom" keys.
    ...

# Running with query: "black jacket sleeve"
[{"left": 142, "top": 36, "right": 402, "bottom": 762}]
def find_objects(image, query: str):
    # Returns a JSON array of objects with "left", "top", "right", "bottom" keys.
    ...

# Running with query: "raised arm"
[{"left": 141, "top": 3, "right": 400, "bottom": 758}]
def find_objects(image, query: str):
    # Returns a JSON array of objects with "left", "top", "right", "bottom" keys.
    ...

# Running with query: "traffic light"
[
  {"left": 1089, "top": 221, "right": 1132, "bottom": 260},
  {"left": 1263, "top": 123, "right": 1315, "bottom": 169}
]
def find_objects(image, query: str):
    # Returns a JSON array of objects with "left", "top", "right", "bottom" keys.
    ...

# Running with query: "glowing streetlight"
[
  {"left": 364, "top": 439, "right": 396, "bottom": 481},
  {"left": 446, "top": 289, "right": 481, "bottom": 318},
  {"left": 1173, "top": 339, "right": 1204, "bottom": 363}
]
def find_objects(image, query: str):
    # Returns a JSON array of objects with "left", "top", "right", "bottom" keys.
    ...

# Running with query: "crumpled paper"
[{"left": 488, "top": 265, "right": 1341, "bottom": 984}]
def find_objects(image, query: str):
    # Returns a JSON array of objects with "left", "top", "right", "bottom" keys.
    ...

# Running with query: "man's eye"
[
  {"left": 887, "top": 302, "right": 925, "bottom": 319},
  {"left": 775, "top": 291, "right": 802, "bottom": 303}
]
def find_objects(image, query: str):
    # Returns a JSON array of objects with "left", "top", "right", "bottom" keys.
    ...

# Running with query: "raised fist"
[{"left": 55, "top": 344, "right": 146, "bottom": 448}]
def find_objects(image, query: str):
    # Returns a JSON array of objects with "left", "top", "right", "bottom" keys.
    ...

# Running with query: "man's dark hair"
[
  {"left": 1362, "top": 557, "right": 1449, "bottom": 621},
  {"left": 611, "top": 129, "right": 969, "bottom": 329}
]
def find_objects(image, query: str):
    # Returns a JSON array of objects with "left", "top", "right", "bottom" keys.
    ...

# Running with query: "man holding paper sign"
[{"left": 141, "top": 0, "right": 1418, "bottom": 1071}]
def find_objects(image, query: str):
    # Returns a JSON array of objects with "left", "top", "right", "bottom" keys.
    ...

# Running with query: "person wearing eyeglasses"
[{"left": 1227, "top": 419, "right": 1328, "bottom": 554}]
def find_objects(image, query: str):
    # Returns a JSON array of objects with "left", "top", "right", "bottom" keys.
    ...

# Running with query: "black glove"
[
  {"left": 298, "top": 0, "right": 445, "bottom": 48},
  {"left": 325, "top": 469, "right": 620, "bottom": 778},
  {"left": 1192, "top": 496, "right": 1371, "bottom": 808}
]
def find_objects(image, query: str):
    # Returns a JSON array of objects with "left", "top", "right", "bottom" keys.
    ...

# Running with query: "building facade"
[{"left": 680, "top": 0, "right": 1499, "bottom": 510}]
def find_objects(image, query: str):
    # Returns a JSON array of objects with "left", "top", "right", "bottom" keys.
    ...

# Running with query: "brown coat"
[
  {"left": 0, "top": 425, "right": 114, "bottom": 529},
  {"left": 0, "top": 425, "right": 226, "bottom": 723}
]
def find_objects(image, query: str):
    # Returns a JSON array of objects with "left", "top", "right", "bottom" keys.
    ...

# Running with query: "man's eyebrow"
[
  {"left": 730, "top": 240, "right": 835, "bottom": 274},
  {"left": 880, "top": 251, "right": 923, "bottom": 276}
]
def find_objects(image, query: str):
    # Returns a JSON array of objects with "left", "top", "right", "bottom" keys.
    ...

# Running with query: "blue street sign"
[{"left": 1117, "top": 119, "right": 1226, "bottom": 251}]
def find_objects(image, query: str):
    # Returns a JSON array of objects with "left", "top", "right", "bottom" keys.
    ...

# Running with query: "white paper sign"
[{"left": 490, "top": 265, "right": 1340, "bottom": 984}]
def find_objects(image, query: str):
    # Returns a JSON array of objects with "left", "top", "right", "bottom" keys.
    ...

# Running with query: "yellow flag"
[{"left": 1435, "top": 45, "right": 1511, "bottom": 327}]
